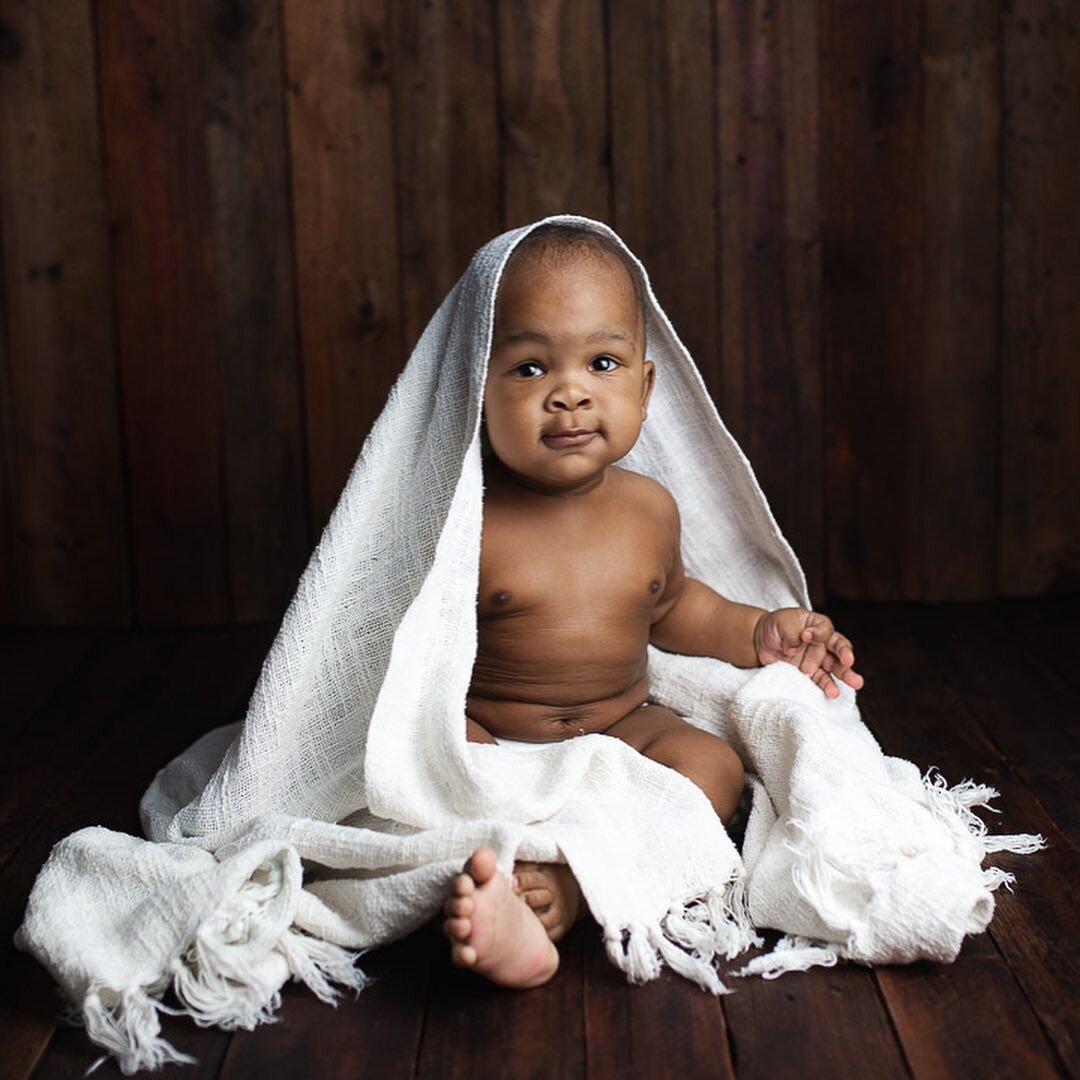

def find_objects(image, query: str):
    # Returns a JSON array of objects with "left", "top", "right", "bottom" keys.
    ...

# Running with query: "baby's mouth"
[{"left": 541, "top": 429, "right": 597, "bottom": 448}]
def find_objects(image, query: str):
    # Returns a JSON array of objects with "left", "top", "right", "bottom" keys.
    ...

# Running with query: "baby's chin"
[{"left": 493, "top": 457, "right": 616, "bottom": 496}]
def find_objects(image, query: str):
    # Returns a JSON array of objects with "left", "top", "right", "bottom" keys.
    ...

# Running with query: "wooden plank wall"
[{"left": 0, "top": 0, "right": 1076, "bottom": 624}]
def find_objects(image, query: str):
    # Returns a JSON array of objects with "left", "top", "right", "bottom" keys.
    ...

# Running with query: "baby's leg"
[
  {"left": 512, "top": 861, "right": 581, "bottom": 943},
  {"left": 442, "top": 848, "right": 560, "bottom": 988},
  {"left": 460, "top": 717, "right": 587, "bottom": 980},
  {"left": 466, "top": 715, "right": 498, "bottom": 744},
  {"left": 605, "top": 704, "right": 745, "bottom": 822}
]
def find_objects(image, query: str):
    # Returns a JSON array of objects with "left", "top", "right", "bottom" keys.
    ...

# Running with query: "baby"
[{"left": 442, "top": 224, "right": 864, "bottom": 989}]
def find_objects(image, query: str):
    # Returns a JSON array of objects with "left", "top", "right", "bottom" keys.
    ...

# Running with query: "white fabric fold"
[{"left": 15, "top": 216, "right": 1040, "bottom": 1071}]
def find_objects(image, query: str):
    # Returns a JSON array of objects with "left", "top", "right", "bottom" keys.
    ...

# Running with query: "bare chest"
[{"left": 477, "top": 505, "right": 669, "bottom": 624}]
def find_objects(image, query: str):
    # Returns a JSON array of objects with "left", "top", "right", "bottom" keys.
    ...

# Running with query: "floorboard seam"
[
  {"left": 870, "top": 969, "right": 915, "bottom": 1079},
  {"left": 411, "top": 948, "right": 433, "bottom": 1078},
  {"left": 901, "top": 624, "right": 1080, "bottom": 861},
  {"left": 985, "top": 922, "right": 1075, "bottom": 1079}
]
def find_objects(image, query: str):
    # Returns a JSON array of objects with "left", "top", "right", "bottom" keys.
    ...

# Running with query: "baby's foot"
[
  {"left": 442, "top": 847, "right": 559, "bottom": 988},
  {"left": 513, "top": 861, "right": 582, "bottom": 943}
]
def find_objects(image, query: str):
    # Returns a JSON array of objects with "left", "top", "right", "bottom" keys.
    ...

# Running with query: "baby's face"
[{"left": 484, "top": 252, "right": 654, "bottom": 494}]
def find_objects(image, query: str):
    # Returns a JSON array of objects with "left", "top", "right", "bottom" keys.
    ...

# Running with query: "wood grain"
[
  {"left": 720, "top": 960, "right": 908, "bottom": 1079},
  {"left": 418, "top": 920, "right": 586, "bottom": 1079},
  {"left": 912, "top": 602, "right": 1080, "bottom": 845},
  {"left": 835, "top": 604, "right": 1066, "bottom": 1077},
  {"left": 822, "top": 0, "right": 924, "bottom": 600},
  {"left": 3, "top": 627, "right": 273, "bottom": 1078},
  {"left": 0, "top": 286, "right": 12, "bottom": 622},
  {"left": 996, "top": 594, "right": 1080, "bottom": 694},
  {"left": 0, "top": 630, "right": 178, "bottom": 869},
  {"left": 97, "top": 0, "right": 230, "bottom": 623},
  {"left": 585, "top": 930, "right": 732, "bottom": 1079},
  {"left": 282, "top": 0, "right": 403, "bottom": 532},
  {"left": 876, "top": 958, "right": 1061, "bottom": 1079},
  {"left": 836, "top": 601, "right": 1080, "bottom": 1075},
  {"left": 497, "top": 0, "right": 609, "bottom": 226},
  {"left": 3, "top": 607, "right": 1079, "bottom": 1076},
  {"left": 920, "top": 1, "right": 1002, "bottom": 600},
  {"left": 609, "top": 0, "right": 719, "bottom": 393},
  {"left": 220, "top": 932, "right": 429, "bottom": 1080},
  {"left": 1, "top": 6, "right": 1077, "bottom": 620},
  {"left": 202, "top": 0, "right": 310, "bottom": 620},
  {"left": 1000, "top": 0, "right": 1080, "bottom": 595},
  {"left": 0, "top": 0, "right": 131, "bottom": 623},
  {"left": 716, "top": 0, "right": 824, "bottom": 603},
  {"left": 392, "top": 0, "right": 502, "bottom": 350}
]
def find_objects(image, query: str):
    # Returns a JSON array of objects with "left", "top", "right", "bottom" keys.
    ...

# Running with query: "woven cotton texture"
[{"left": 16, "top": 217, "right": 1040, "bottom": 1073}]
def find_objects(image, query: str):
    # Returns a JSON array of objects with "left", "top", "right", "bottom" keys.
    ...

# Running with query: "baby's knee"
[
  {"left": 704, "top": 739, "right": 745, "bottom": 823},
  {"left": 674, "top": 734, "right": 745, "bottom": 824}
]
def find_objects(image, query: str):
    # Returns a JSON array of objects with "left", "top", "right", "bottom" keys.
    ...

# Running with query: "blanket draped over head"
[{"left": 17, "top": 216, "right": 1041, "bottom": 1073}]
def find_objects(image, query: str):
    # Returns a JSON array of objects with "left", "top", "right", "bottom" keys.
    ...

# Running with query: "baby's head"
[
  {"left": 503, "top": 223, "right": 647, "bottom": 337},
  {"left": 483, "top": 223, "right": 655, "bottom": 494}
]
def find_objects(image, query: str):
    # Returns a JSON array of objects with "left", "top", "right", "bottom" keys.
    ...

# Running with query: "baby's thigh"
[
  {"left": 603, "top": 703, "right": 690, "bottom": 752},
  {"left": 604, "top": 704, "right": 744, "bottom": 822}
]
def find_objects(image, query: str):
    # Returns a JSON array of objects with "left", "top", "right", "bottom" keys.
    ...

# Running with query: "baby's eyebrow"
[
  {"left": 585, "top": 328, "right": 635, "bottom": 345},
  {"left": 500, "top": 329, "right": 551, "bottom": 345}
]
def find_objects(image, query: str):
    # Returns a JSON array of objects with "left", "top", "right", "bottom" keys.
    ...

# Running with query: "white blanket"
[{"left": 16, "top": 216, "right": 1041, "bottom": 1074}]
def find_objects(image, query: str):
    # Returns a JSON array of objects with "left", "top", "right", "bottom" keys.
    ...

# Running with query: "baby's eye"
[
  {"left": 589, "top": 355, "right": 619, "bottom": 372},
  {"left": 513, "top": 361, "right": 544, "bottom": 378}
]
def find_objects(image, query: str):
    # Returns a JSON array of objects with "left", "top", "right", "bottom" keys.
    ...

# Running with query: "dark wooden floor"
[{"left": 1, "top": 600, "right": 1077, "bottom": 1079}]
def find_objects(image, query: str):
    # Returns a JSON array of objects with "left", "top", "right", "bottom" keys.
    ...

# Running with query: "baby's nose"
[{"left": 548, "top": 381, "right": 592, "bottom": 410}]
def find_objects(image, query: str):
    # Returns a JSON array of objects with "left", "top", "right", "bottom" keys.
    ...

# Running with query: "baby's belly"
[
  {"left": 466, "top": 639, "right": 651, "bottom": 742},
  {"left": 466, "top": 677, "right": 651, "bottom": 741},
  {"left": 462, "top": 609, "right": 648, "bottom": 743}
]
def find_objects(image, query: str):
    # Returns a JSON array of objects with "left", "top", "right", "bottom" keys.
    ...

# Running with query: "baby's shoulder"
[{"left": 610, "top": 467, "right": 680, "bottom": 521}]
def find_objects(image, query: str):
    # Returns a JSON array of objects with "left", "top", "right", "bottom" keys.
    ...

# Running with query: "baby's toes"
[
  {"left": 444, "top": 894, "right": 473, "bottom": 918},
  {"left": 453, "top": 942, "right": 478, "bottom": 968},
  {"left": 450, "top": 872, "right": 475, "bottom": 898},
  {"left": 513, "top": 868, "right": 548, "bottom": 893},
  {"left": 521, "top": 887, "right": 554, "bottom": 910},
  {"left": 536, "top": 904, "right": 562, "bottom": 932},
  {"left": 444, "top": 915, "right": 472, "bottom": 941}
]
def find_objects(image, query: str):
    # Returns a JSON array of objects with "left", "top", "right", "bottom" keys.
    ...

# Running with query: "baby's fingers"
[
  {"left": 798, "top": 641, "right": 828, "bottom": 678},
  {"left": 839, "top": 665, "right": 865, "bottom": 690},
  {"left": 798, "top": 611, "right": 834, "bottom": 644},
  {"left": 811, "top": 668, "right": 841, "bottom": 699},
  {"left": 825, "top": 629, "right": 857, "bottom": 669},
  {"left": 821, "top": 649, "right": 865, "bottom": 691}
]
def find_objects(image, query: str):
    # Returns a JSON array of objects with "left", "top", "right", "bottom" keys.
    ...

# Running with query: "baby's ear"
[{"left": 640, "top": 359, "right": 656, "bottom": 416}]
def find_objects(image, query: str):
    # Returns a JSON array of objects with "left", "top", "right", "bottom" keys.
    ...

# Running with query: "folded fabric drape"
[{"left": 17, "top": 217, "right": 1040, "bottom": 1074}]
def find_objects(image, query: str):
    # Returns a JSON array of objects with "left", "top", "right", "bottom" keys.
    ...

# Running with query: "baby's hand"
[{"left": 753, "top": 608, "right": 865, "bottom": 699}]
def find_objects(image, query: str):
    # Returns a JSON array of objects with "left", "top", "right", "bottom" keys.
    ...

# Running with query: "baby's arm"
[
  {"left": 650, "top": 548, "right": 762, "bottom": 666},
  {"left": 648, "top": 494, "right": 864, "bottom": 697}
]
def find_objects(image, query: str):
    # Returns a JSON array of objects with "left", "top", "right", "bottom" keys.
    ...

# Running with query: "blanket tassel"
[
  {"left": 81, "top": 929, "right": 366, "bottom": 1075},
  {"left": 735, "top": 935, "right": 840, "bottom": 980},
  {"left": 604, "top": 883, "right": 758, "bottom": 995},
  {"left": 171, "top": 926, "right": 367, "bottom": 1031},
  {"left": 921, "top": 769, "right": 1046, "bottom": 861},
  {"left": 83, "top": 986, "right": 196, "bottom": 1076}
]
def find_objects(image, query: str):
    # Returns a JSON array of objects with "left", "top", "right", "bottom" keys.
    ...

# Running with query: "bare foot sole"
[{"left": 442, "top": 847, "right": 559, "bottom": 989}]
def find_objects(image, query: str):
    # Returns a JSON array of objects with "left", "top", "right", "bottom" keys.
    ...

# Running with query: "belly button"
[{"left": 649, "top": 580, "right": 660, "bottom": 594}]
